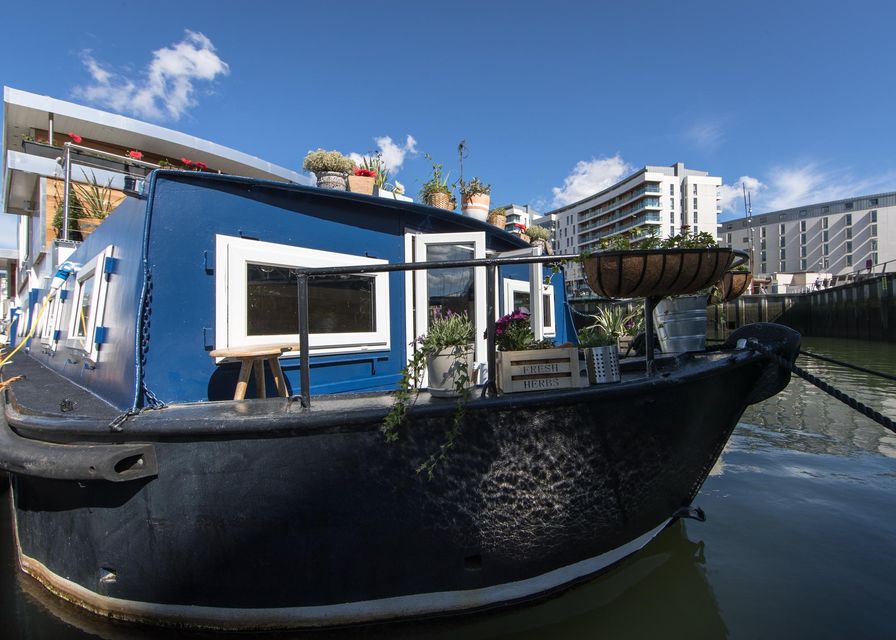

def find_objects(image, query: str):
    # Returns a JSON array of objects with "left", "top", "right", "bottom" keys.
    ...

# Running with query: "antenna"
[
  {"left": 458, "top": 139, "right": 468, "bottom": 188},
  {"left": 743, "top": 182, "right": 755, "bottom": 273}
]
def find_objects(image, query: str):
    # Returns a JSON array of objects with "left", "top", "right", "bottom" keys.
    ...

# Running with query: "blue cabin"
[{"left": 22, "top": 172, "right": 574, "bottom": 410}]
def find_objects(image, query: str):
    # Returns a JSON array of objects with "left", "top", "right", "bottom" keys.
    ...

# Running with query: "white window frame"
[
  {"left": 502, "top": 278, "right": 556, "bottom": 338},
  {"left": 67, "top": 244, "right": 114, "bottom": 361},
  {"left": 404, "top": 231, "right": 486, "bottom": 363},
  {"left": 215, "top": 235, "right": 390, "bottom": 356},
  {"left": 40, "top": 291, "right": 66, "bottom": 349}
]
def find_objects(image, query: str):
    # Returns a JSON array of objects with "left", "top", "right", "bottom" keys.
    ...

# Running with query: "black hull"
[{"left": 4, "top": 345, "right": 790, "bottom": 629}]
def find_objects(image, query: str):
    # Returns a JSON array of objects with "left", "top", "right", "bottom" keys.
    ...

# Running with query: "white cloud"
[
  {"left": 74, "top": 30, "right": 229, "bottom": 121},
  {"left": 719, "top": 175, "right": 766, "bottom": 214},
  {"left": 720, "top": 163, "right": 896, "bottom": 218},
  {"left": 685, "top": 121, "right": 725, "bottom": 151},
  {"left": 551, "top": 155, "right": 633, "bottom": 207},
  {"left": 349, "top": 134, "right": 417, "bottom": 176}
]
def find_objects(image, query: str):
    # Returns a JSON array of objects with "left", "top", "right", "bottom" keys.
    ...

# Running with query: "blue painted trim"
[
  {"left": 94, "top": 326, "right": 107, "bottom": 345},
  {"left": 103, "top": 256, "right": 118, "bottom": 274},
  {"left": 59, "top": 289, "right": 68, "bottom": 301}
]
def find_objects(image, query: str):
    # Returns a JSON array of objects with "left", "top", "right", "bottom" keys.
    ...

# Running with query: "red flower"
[
  {"left": 128, "top": 150, "right": 143, "bottom": 160},
  {"left": 67, "top": 132, "right": 82, "bottom": 144},
  {"left": 353, "top": 168, "right": 376, "bottom": 178},
  {"left": 194, "top": 161, "right": 208, "bottom": 171},
  {"left": 181, "top": 157, "right": 193, "bottom": 166}
]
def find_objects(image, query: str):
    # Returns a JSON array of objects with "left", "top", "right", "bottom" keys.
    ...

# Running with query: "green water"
[{"left": 3, "top": 338, "right": 895, "bottom": 639}]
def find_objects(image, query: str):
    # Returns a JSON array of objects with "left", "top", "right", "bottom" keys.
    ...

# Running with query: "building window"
[
  {"left": 845, "top": 202, "right": 854, "bottom": 210},
  {"left": 823, "top": 243, "right": 829, "bottom": 255},
  {"left": 870, "top": 198, "right": 879, "bottom": 206},
  {"left": 215, "top": 235, "right": 390, "bottom": 355},
  {"left": 761, "top": 250, "right": 767, "bottom": 261},
  {"left": 800, "top": 233, "right": 807, "bottom": 245},
  {"left": 760, "top": 227, "right": 767, "bottom": 238},
  {"left": 670, "top": 184, "right": 674, "bottom": 195},
  {"left": 693, "top": 197, "right": 698, "bottom": 209},
  {"left": 760, "top": 261, "right": 767, "bottom": 272},
  {"left": 871, "top": 224, "right": 877, "bottom": 236},
  {"left": 846, "top": 254, "right": 853, "bottom": 267},
  {"left": 845, "top": 213, "right": 852, "bottom": 225},
  {"left": 780, "top": 248, "right": 786, "bottom": 260},
  {"left": 799, "top": 209, "right": 808, "bottom": 217},
  {"left": 693, "top": 184, "right": 698, "bottom": 195},
  {"left": 726, "top": 223, "right": 733, "bottom": 230},
  {"left": 779, "top": 260, "right": 787, "bottom": 272},
  {"left": 870, "top": 210, "right": 877, "bottom": 222},
  {"left": 822, "top": 257, "right": 828, "bottom": 269},
  {"left": 779, "top": 213, "right": 787, "bottom": 220},
  {"left": 760, "top": 239, "right": 767, "bottom": 250},
  {"left": 822, "top": 206, "right": 830, "bottom": 214},
  {"left": 822, "top": 217, "right": 828, "bottom": 229},
  {"left": 801, "top": 259, "right": 807, "bottom": 271},
  {"left": 872, "top": 252, "right": 879, "bottom": 265},
  {"left": 800, "top": 245, "right": 807, "bottom": 258},
  {"left": 779, "top": 236, "right": 786, "bottom": 247},
  {"left": 693, "top": 211, "right": 698, "bottom": 224},
  {"left": 742, "top": 236, "right": 749, "bottom": 243},
  {"left": 760, "top": 216, "right": 767, "bottom": 223},
  {"left": 846, "top": 241, "right": 853, "bottom": 253},
  {"left": 871, "top": 239, "right": 878, "bottom": 251},
  {"left": 68, "top": 244, "right": 115, "bottom": 362},
  {"left": 779, "top": 223, "right": 786, "bottom": 234},
  {"left": 822, "top": 230, "right": 829, "bottom": 242},
  {"left": 670, "top": 198, "right": 675, "bottom": 209},
  {"left": 846, "top": 227, "right": 852, "bottom": 240},
  {"left": 800, "top": 220, "right": 807, "bottom": 232}
]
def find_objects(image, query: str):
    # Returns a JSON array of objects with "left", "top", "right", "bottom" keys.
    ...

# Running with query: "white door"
[{"left": 405, "top": 231, "right": 487, "bottom": 363}]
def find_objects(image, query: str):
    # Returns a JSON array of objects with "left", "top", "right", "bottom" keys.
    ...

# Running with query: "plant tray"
[
  {"left": 583, "top": 248, "right": 735, "bottom": 299},
  {"left": 496, "top": 347, "right": 583, "bottom": 394}
]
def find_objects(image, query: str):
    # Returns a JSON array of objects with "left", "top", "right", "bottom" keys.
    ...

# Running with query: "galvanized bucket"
[
  {"left": 584, "top": 346, "right": 621, "bottom": 384},
  {"left": 653, "top": 295, "right": 708, "bottom": 354}
]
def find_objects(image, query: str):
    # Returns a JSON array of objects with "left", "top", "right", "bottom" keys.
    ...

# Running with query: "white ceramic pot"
[{"left": 426, "top": 347, "right": 474, "bottom": 397}]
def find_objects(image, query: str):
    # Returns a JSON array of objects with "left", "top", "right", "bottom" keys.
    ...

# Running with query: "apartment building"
[
  {"left": 721, "top": 192, "right": 895, "bottom": 277},
  {"left": 549, "top": 162, "right": 722, "bottom": 294}
]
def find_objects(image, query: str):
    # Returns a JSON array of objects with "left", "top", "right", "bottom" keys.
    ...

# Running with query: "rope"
[
  {"left": 798, "top": 350, "right": 896, "bottom": 383},
  {"left": 759, "top": 346, "right": 896, "bottom": 434}
]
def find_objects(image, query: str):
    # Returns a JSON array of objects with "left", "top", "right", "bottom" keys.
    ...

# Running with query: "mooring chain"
[
  {"left": 755, "top": 343, "right": 896, "bottom": 434},
  {"left": 798, "top": 350, "right": 896, "bottom": 383}
]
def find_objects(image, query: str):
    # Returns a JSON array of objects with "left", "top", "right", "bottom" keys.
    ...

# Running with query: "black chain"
[{"left": 761, "top": 346, "right": 896, "bottom": 434}]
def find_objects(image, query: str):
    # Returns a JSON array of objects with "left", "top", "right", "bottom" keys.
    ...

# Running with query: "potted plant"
[
  {"left": 348, "top": 166, "right": 377, "bottom": 195},
  {"left": 526, "top": 224, "right": 553, "bottom": 255},
  {"left": 487, "top": 207, "right": 507, "bottom": 229},
  {"left": 577, "top": 328, "right": 621, "bottom": 384},
  {"left": 585, "top": 304, "right": 643, "bottom": 356},
  {"left": 419, "top": 154, "right": 453, "bottom": 210},
  {"left": 302, "top": 149, "right": 353, "bottom": 190},
  {"left": 72, "top": 171, "right": 116, "bottom": 235},
  {"left": 458, "top": 177, "right": 490, "bottom": 221},
  {"left": 495, "top": 310, "right": 582, "bottom": 393}
]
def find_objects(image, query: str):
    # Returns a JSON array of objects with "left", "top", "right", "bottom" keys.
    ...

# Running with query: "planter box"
[
  {"left": 496, "top": 347, "right": 583, "bottom": 394},
  {"left": 375, "top": 188, "right": 412, "bottom": 202}
]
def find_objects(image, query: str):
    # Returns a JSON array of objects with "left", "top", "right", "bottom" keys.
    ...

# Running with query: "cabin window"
[
  {"left": 215, "top": 235, "right": 390, "bottom": 355},
  {"left": 67, "top": 245, "right": 115, "bottom": 361},
  {"left": 503, "top": 278, "right": 556, "bottom": 338},
  {"left": 40, "top": 292, "right": 65, "bottom": 348}
]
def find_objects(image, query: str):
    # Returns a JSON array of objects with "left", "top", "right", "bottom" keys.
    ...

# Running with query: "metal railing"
[{"left": 291, "top": 253, "right": 579, "bottom": 408}]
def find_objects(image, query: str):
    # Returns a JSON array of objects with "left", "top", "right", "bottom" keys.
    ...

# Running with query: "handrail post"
[
  {"left": 296, "top": 273, "right": 311, "bottom": 408},
  {"left": 61, "top": 144, "right": 72, "bottom": 241},
  {"left": 645, "top": 296, "right": 659, "bottom": 376},
  {"left": 484, "top": 264, "right": 498, "bottom": 397}
]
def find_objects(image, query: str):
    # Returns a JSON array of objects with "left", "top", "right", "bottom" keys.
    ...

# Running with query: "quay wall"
[{"left": 571, "top": 273, "right": 896, "bottom": 342}]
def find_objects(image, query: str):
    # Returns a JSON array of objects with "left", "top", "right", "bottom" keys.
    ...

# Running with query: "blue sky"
[{"left": 2, "top": 0, "right": 895, "bottom": 248}]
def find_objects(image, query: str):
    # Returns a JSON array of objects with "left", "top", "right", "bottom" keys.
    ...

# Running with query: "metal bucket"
[
  {"left": 653, "top": 295, "right": 708, "bottom": 354},
  {"left": 584, "top": 346, "right": 621, "bottom": 384}
]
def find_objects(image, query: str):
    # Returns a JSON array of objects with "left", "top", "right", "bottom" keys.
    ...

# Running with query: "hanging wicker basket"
[
  {"left": 718, "top": 271, "right": 753, "bottom": 301},
  {"left": 582, "top": 248, "right": 735, "bottom": 299}
]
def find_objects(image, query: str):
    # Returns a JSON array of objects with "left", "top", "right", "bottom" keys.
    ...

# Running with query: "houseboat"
[{"left": 0, "top": 170, "right": 798, "bottom": 629}]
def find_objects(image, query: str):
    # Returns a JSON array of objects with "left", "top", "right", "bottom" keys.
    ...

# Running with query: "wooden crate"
[{"left": 496, "top": 347, "right": 583, "bottom": 394}]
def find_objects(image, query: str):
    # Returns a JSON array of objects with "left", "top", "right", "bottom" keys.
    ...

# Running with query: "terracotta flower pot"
[
  {"left": 347, "top": 175, "right": 375, "bottom": 195},
  {"left": 487, "top": 212, "right": 507, "bottom": 229},
  {"left": 461, "top": 193, "right": 490, "bottom": 221}
]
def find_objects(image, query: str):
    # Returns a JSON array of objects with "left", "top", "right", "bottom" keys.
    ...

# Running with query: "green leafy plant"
[
  {"left": 527, "top": 225, "right": 551, "bottom": 242},
  {"left": 577, "top": 328, "right": 617, "bottom": 348},
  {"left": 360, "top": 154, "right": 389, "bottom": 189},
  {"left": 585, "top": 305, "right": 644, "bottom": 338},
  {"left": 302, "top": 148, "right": 354, "bottom": 174},
  {"left": 419, "top": 153, "right": 452, "bottom": 203},
  {"left": 382, "top": 309, "right": 475, "bottom": 479},
  {"left": 458, "top": 177, "right": 490, "bottom": 199},
  {"left": 52, "top": 184, "right": 85, "bottom": 237},
  {"left": 495, "top": 309, "right": 535, "bottom": 351},
  {"left": 72, "top": 171, "right": 115, "bottom": 220},
  {"left": 599, "top": 226, "right": 717, "bottom": 251}
]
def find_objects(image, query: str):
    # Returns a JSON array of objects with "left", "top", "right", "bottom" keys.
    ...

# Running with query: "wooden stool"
[{"left": 209, "top": 343, "right": 297, "bottom": 400}]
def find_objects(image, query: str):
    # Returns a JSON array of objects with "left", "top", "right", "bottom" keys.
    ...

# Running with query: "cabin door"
[
  {"left": 405, "top": 231, "right": 487, "bottom": 367},
  {"left": 494, "top": 247, "right": 555, "bottom": 340}
]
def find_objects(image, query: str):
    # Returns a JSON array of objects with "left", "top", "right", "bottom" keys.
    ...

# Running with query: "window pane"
[
  {"left": 513, "top": 291, "right": 531, "bottom": 312},
  {"left": 426, "top": 243, "right": 476, "bottom": 321},
  {"left": 246, "top": 264, "right": 375, "bottom": 336},
  {"left": 75, "top": 276, "right": 95, "bottom": 338},
  {"left": 543, "top": 293, "right": 552, "bottom": 328}
]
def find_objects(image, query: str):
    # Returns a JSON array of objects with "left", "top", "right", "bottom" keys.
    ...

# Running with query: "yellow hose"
[{"left": 0, "top": 291, "right": 55, "bottom": 368}]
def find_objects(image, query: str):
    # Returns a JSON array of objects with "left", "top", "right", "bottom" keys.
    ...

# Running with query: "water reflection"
[{"left": 740, "top": 337, "right": 896, "bottom": 458}]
